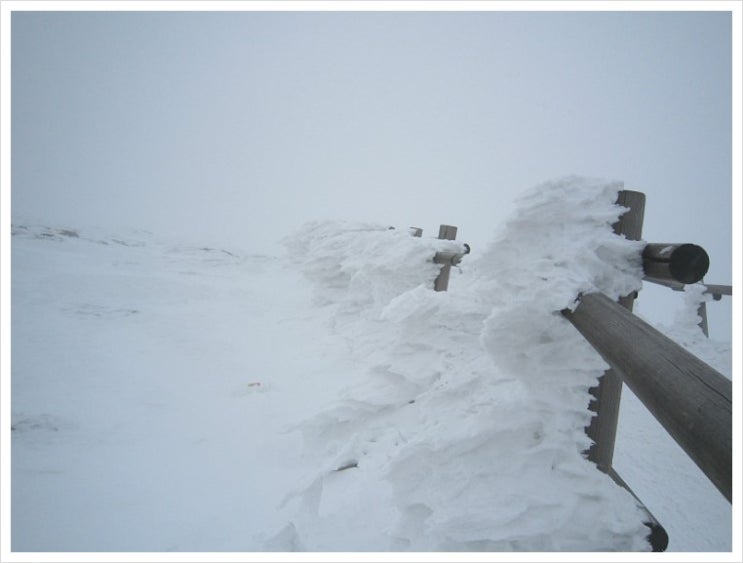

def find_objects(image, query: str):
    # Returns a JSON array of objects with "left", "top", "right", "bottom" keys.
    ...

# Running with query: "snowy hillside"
[{"left": 10, "top": 177, "right": 731, "bottom": 552}]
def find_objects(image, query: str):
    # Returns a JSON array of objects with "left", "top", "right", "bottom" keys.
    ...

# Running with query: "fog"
[{"left": 11, "top": 9, "right": 733, "bottom": 338}]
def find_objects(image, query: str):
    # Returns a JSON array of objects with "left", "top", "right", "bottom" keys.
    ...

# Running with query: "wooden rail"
[
  {"left": 642, "top": 243, "right": 710, "bottom": 284},
  {"left": 644, "top": 276, "right": 732, "bottom": 298},
  {"left": 563, "top": 292, "right": 732, "bottom": 502}
]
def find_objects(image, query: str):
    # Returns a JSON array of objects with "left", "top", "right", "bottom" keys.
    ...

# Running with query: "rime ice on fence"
[
  {"left": 282, "top": 220, "right": 463, "bottom": 312},
  {"left": 274, "top": 177, "right": 654, "bottom": 551}
]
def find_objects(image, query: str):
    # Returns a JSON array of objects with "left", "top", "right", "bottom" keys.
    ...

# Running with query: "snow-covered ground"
[{"left": 9, "top": 178, "right": 732, "bottom": 553}]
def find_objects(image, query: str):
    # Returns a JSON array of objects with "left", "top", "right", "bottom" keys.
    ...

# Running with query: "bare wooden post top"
[
  {"left": 438, "top": 224, "right": 458, "bottom": 241},
  {"left": 615, "top": 190, "right": 646, "bottom": 241},
  {"left": 408, "top": 225, "right": 458, "bottom": 241}
]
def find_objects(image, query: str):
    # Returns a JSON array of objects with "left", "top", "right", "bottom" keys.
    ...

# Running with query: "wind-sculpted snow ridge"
[{"left": 274, "top": 176, "right": 651, "bottom": 551}]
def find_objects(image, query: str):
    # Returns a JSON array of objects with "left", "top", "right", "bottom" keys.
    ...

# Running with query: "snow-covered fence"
[
  {"left": 581, "top": 190, "right": 645, "bottom": 479},
  {"left": 563, "top": 190, "right": 732, "bottom": 504},
  {"left": 565, "top": 189, "right": 669, "bottom": 550},
  {"left": 281, "top": 181, "right": 731, "bottom": 551},
  {"left": 413, "top": 224, "right": 470, "bottom": 292}
]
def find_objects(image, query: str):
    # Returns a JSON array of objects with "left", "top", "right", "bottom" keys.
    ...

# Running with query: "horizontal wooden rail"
[
  {"left": 433, "top": 249, "right": 468, "bottom": 266},
  {"left": 642, "top": 243, "right": 710, "bottom": 285},
  {"left": 704, "top": 283, "right": 733, "bottom": 297},
  {"left": 643, "top": 277, "right": 732, "bottom": 299},
  {"left": 563, "top": 292, "right": 732, "bottom": 502}
]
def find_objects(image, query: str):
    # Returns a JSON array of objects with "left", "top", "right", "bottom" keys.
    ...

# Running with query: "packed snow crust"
[{"left": 10, "top": 176, "right": 731, "bottom": 552}]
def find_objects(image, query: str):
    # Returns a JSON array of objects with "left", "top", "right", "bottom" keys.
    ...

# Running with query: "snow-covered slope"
[
  {"left": 10, "top": 225, "right": 354, "bottom": 551},
  {"left": 9, "top": 177, "right": 731, "bottom": 552}
]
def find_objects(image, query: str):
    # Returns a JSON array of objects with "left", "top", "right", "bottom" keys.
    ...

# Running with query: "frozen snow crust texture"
[{"left": 277, "top": 176, "right": 650, "bottom": 551}]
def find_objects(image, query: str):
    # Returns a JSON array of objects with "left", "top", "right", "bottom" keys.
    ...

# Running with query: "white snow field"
[{"left": 10, "top": 177, "right": 731, "bottom": 553}]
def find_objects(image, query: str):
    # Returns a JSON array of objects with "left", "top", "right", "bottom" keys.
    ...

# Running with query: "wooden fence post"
[
  {"left": 697, "top": 278, "right": 710, "bottom": 338},
  {"left": 585, "top": 190, "right": 645, "bottom": 471},
  {"left": 434, "top": 225, "right": 458, "bottom": 292}
]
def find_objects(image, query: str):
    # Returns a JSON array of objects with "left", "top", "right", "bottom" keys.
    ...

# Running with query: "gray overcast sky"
[{"left": 11, "top": 9, "right": 733, "bottom": 336}]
